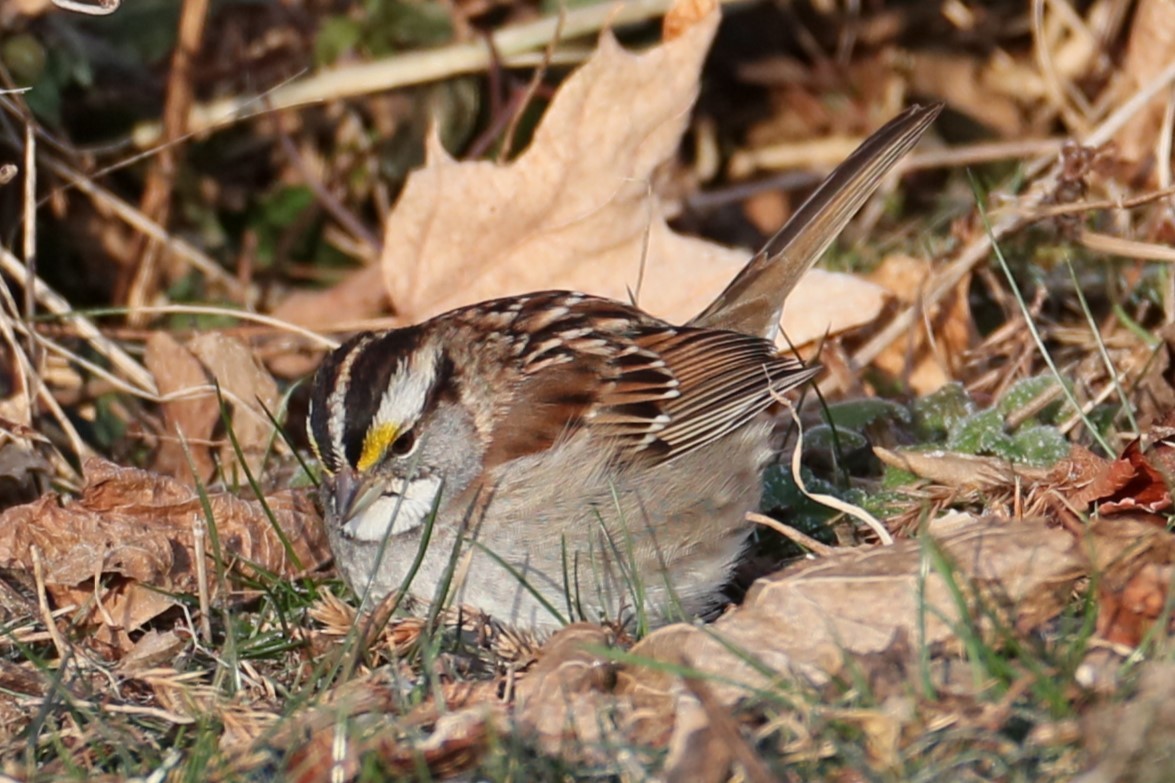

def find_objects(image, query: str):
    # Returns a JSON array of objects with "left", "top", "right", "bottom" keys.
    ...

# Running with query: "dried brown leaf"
[
  {"left": 146, "top": 332, "right": 281, "bottom": 483},
  {"left": 279, "top": 670, "right": 504, "bottom": 783},
  {"left": 0, "top": 458, "right": 328, "bottom": 634},
  {"left": 785, "top": 271, "right": 889, "bottom": 349},
  {"left": 662, "top": 0, "right": 715, "bottom": 41},
  {"left": 661, "top": 691, "right": 733, "bottom": 783},
  {"left": 0, "top": 416, "right": 53, "bottom": 510},
  {"left": 629, "top": 520, "right": 1086, "bottom": 705},
  {"left": 1070, "top": 439, "right": 1173, "bottom": 517},
  {"left": 377, "top": 2, "right": 885, "bottom": 348},
  {"left": 270, "top": 265, "right": 388, "bottom": 332},
  {"left": 187, "top": 333, "right": 280, "bottom": 479},
  {"left": 513, "top": 624, "right": 625, "bottom": 760},
  {"left": 380, "top": 7, "right": 732, "bottom": 327},
  {"left": 1097, "top": 563, "right": 1172, "bottom": 648},
  {"left": 117, "top": 629, "right": 187, "bottom": 673},
  {"left": 907, "top": 51, "right": 1033, "bottom": 136},
  {"left": 146, "top": 332, "right": 218, "bottom": 482},
  {"left": 873, "top": 446, "right": 1050, "bottom": 489}
]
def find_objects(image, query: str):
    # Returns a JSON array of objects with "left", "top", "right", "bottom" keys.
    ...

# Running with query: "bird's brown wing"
[{"left": 480, "top": 293, "right": 814, "bottom": 469}]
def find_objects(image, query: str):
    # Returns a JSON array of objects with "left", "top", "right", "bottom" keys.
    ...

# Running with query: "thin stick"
[
  {"left": 125, "top": 0, "right": 211, "bottom": 325},
  {"left": 130, "top": 0, "right": 699, "bottom": 147},
  {"left": 499, "top": 8, "right": 565, "bottom": 162},
  {"left": 70, "top": 303, "right": 338, "bottom": 349},
  {"left": 747, "top": 511, "right": 835, "bottom": 557},
  {"left": 22, "top": 123, "right": 35, "bottom": 332},
  {"left": 0, "top": 245, "right": 157, "bottom": 393},
  {"left": 192, "top": 514, "right": 213, "bottom": 645},
  {"left": 30, "top": 546, "right": 70, "bottom": 661},
  {"left": 10, "top": 138, "right": 242, "bottom": 298}
]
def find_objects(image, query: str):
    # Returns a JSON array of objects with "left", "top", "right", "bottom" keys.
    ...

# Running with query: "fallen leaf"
[
  {"left": 661, "top": 690, "right": 733, "bottom": 783},
  {"left": 377, "top": 2, "right": 887, "bottom": 349},
  {"left": 785, "top": 270, "right": 890, "bottom": 349},
  {"left": 0, "top": 416, "right": 52, "bottom": 510},
  {"left": 1070, "top": 439, "right": 1173, "bottom": 518},
  {"left": 117, "top": 629, "right": 187, "bottom": 673},
  {"left": 271, "top": 265, "right": 388, "bottom": 332},
  {"left": 907, "top": 50, "right": 1034, "bottom": 136},
  {"left": 1133, "top": 323, "right": 1175, "bottom": 430},
  {"left": 662, "top": 0, "right": 715, "bottom": 41},
  {"left": 628, "top": 520, "right": 1086, "bottom": 705},
  {"left": 380, "top": 6, "right": 733, "bottom": 328},
  {"left": 513, "top": 624, "right": 628, "bottom": 762},
  {"left": 1082, "top": 515, "right": 1175, "bottom": 650},
  {"left": 0, "top": 458, "right": 328, "bottom": 640},
  {"left": 187, "top": 332, "right": 281, "bottom": 480},
  {"left": 1, "top": 0, "right": 52, "bottom": 21},
  {"left": 146, "top": 332, "right": 219, "bottom": 482},
  {"left": 278, "top": 670, "right": 504, "bottom": 783},
  {"left": 1097, "top": 563, "right": 1172, "bottom": 648},
  {"left": 1114, "top": 0, "right": 1175, "bottom": 171},
  {"left": 146, "top": 332, "right": 281, "bottom": 484},
  {"left": 873, "top": 446, "right": 1051, "bottom": 489}
]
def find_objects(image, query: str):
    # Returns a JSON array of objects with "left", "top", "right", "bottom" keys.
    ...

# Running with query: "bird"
[{"left": 306, "top": 102, "right": 942, "bottom": 630}]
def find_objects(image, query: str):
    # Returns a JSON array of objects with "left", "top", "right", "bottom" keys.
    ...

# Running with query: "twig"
[
  {"left": 729, "top": 137, "right": 1065, "bottom": 189},
  {"left": 22, "top": 123, "right": 35, "bottom": 341},
  {"left": 1077, "top": 228, "right": 1175, "bottom": 263},
  {"left": 30, "top": 546, "right": 70, "bottom": 661},
  {"left": 747, "top": 511, "right": 834, "bottom": 556},
  {"left": 274, "top": 109, "right": 382, "bottom": 255},
  {"left": 130, "top": 0, "right": 710, "bottom": 147},
  {"left": 499, "top": 8, "right": 565, "bottom": 162},
  {"left": 75, "top": 303, "right": 338, "bottom": 348},
  {"left": 19, "top": 142, "right": 243, "bottom": 299},
  {"left": 192, "top": 514, "right": 213, "bottom": 645},
  {"left": 125, "top": 0, "right": 211, "bottom": 324},
  {"left": 1032, "top": 0, "right": 1091, "bottom": 134},
  {"left": 0, "top": 245, "right": 157, "bottom": 394},
  {"left": 1159, "top": 87, "right": 1175, "bottom": 322},
  {"left": 999, "top": 185, "right": 1175, "bottom": 221},
  {"left": 0, "top": 257, "right": 88, "bottom": 460}
]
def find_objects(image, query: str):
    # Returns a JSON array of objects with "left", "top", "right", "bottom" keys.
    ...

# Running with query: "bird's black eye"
[{"left": 390, "top": 429, "right": 416, "bottom": 456}]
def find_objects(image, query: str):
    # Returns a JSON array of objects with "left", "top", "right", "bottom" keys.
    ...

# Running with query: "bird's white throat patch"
[{"left": 342, "top": 476, "right": 442, "bottom": 541}]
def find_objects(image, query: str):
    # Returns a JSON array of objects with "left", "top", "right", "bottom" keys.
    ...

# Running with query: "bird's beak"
[{"left": 329, "top": 467, "right": 382, "bottom": 523}]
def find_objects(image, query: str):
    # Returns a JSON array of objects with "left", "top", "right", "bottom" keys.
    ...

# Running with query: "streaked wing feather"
[{"left": 480, "top": 293, "right": 818, "bottom": 470}]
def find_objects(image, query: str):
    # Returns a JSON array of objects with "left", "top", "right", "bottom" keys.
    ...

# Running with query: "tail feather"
[{"left": 689, "top": 102, "right": 943, "bottom": 339}]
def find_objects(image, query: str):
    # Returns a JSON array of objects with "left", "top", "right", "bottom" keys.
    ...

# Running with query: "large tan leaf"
[
  {"left": 497, "top": 518, "right": 1110, "bottom": 768},
  {"left": 379, "top": 3, "right": 886, "bottom": 344},
  {"left": 628, "top": 519, "right": 1088, "bottom": 704}
]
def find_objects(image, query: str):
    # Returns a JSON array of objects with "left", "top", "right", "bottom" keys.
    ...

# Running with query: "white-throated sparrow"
[{"left": 308, "top": 103, "right": 942, "bottom": 629}]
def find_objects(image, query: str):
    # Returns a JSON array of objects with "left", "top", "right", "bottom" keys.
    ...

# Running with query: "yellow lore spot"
[{"left": 358, "top": 422, "right": 398, "bottom": 471}]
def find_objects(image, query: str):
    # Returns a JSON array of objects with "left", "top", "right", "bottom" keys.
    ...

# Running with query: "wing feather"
[{"left": 479, "top": 293, "right": 818, "bottom": 470}]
